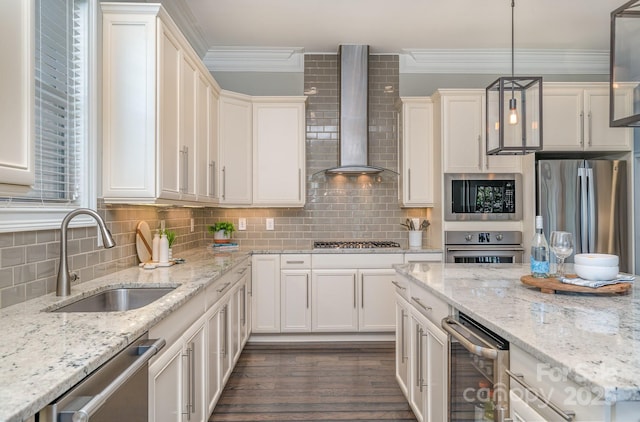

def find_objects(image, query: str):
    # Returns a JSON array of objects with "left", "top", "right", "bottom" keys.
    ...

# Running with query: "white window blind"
[{"left": 3, "top": 0, "right": 87, "bottom": 205}]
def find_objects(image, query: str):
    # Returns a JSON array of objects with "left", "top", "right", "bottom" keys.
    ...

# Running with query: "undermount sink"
[{"left": 50, "top": 287, "right": 176, "bottom": 313}]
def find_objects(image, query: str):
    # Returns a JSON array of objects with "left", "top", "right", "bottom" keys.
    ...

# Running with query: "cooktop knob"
[
  {"left": 465, "top": 234, "right": 473, "bottom": 242},
  {"left": 496, "top": 233, "right": 504, "bottom": 241}
]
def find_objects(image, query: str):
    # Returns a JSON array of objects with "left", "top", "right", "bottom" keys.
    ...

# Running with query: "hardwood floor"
[{"left": 210, "top": 342, "right": 417, "bottom": 421}]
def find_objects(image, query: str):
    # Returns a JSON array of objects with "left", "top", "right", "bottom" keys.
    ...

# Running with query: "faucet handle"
[{"left": 70, "top": 272, "right": 79, "bottom": 282}]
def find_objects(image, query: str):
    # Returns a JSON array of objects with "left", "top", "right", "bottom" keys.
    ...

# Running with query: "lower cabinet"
[{"left": 395, "top": 274, "right": 448, "bottom": 422}]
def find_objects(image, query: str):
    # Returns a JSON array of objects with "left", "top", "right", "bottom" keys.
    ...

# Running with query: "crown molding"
[
  {"left": 158, "top": 0, "right": 209, "bottom": 58},
  {"left": 204, "top": 47, "right": 305, "bottom": 72},
  {"left": 400, "top": 49, "right": 609, "bottom": 75}
]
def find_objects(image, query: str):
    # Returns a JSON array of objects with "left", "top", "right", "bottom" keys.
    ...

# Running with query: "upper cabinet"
[
  {"left": 218, "top": 91, "right": 253, "bottom": 206},
  {"left": 434, "top": 90, "right": 521, "bottom": 174},
  {"left": 252, "top": 97, "right": 306, "bottom": 207},
  {"left": 398, "top": 97, "right": 436, "bottom": 207},
  {"left": 101, "top": 4, "right": 221, "bottom": 205},
  {"left": 0, "top": 0, "right": 34, "bottom": 194},
  {"left": 542, "top": 83, "right": 632, "bottom": 152}
]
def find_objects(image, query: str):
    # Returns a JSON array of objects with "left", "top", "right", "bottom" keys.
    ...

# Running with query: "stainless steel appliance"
[
  {"left": 313, "top": 240, "right": 401, "bottom": 249},
  {"left": 537, "top": 159, "right": 629, "bottom": 272},
  {"left": 39, "top": 333, "right": 165, "bottom": 422},
  {"left": 442, "top": 313, "right": 510, "bottom": 422},
  {"left": 445, "top": 231, "right": 524, "bottom": 263},
  {"left": 445, "top": 173, "right": 522, "bottom": 221}
]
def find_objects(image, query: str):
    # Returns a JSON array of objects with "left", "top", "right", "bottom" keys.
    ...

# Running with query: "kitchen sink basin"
[{"left": 50, "top": 287, "right": 176, "bottom": 313}]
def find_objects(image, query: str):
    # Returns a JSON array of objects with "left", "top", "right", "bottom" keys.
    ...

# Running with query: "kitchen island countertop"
[{"left": 395, "top": 262, "right": 640, "bottom": 404}]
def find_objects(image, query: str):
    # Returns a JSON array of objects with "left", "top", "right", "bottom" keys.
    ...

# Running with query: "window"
[{"left": 0, "top": 0, "right": 96, "bottom": 232}]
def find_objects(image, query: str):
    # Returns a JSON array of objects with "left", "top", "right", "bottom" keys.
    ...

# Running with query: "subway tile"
[
  {"left": 0, "top": 233, "right": 13, "bottom": 248},
  {"left": 26, "top": 244, "right": 47, "bottom": 263},
  {"left": 14, "top": 264, "right": 37, "bottom": 284},
  {"left": 0, "top": 268, "right": 13, "bottom": 289},
  {"left": 36, "top": 260, "right": 56, "bottom": 279},
  {"left": 1, "top": 247, "right": 25, "bottom": 267},
  {"left": 1, "top": 284, "right": 26, "bottom": 308}
]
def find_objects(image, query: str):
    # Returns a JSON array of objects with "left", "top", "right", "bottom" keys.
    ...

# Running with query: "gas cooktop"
[{"left": 313, "top": 240, "right": 401, "bottom": 249}]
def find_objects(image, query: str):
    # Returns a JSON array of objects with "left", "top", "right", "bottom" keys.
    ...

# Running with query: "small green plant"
[
  {"left": 208, "top": 221, "right": 236, "bottom": 237},
  {"left": 162, "top": 229, "right": 177, "bottom": 248}
]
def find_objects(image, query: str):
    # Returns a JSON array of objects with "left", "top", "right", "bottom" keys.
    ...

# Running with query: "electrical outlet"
[
  {"left": 266, "top": 218, "right": 274, "bottom": 231},
  {"left": 190, "top": 218, "right": 195, "bottom": 233},
  {"left": 238, "top": 218, "right": 247, "bottom": 231}
]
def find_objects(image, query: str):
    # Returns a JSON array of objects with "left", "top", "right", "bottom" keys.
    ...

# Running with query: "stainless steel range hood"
[{"left": 324, "top": 44, "right": 391, "bottom": 175}]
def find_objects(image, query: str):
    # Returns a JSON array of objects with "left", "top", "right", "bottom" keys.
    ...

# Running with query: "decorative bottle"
[
  {"left": 530, "top": 216, "right": 549, "bottom": 278},
  {"left": 159, "top": 233, "right": 169, "bottom": 264},
  {"left": 152, "top": 231, "right": 160, "bottom": 262}
]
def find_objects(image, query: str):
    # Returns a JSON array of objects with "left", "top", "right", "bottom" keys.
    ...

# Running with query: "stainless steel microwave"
[{"left": 444, "top": 173, "right": 522, "bottom": 221}]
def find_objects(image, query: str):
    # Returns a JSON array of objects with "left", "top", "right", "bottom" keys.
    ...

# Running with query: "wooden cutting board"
[{"left": 520, "top": 275, "right": 632, "bottom": 295}]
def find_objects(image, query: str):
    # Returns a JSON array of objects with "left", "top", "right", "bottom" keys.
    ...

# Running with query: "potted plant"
[
  {"left": 162, "top": 229, "right": 177, "bottom": 259},
  {"left": 208, "top": 221, "right": 235, "bottom": 243}
]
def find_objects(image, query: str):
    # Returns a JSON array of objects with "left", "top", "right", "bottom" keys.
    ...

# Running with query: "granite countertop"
[
  {"left": 251, "top": 247, "right": 442, "bottom": 254},
  {"left": 395, "top": 262, "right": 640, "bottom": 404},
  {"left": 0, "top": 247, "right": 250, "bottom": 422}
]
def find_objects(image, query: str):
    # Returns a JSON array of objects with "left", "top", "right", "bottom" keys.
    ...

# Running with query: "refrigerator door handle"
[
  {"left": 587, "top": 168, "right": 596, "bottom": 252},
  {"left": 578, "top": 167, "right": 589, "bottom": 253}
]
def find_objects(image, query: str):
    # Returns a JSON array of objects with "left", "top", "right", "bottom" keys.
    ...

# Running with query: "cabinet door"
[
  {"left": 359, "top": 269, "right": 396, "bottom": 331},
  {"left": 219, "top": 92, "right": 252, "bottom": 205},
  {"left": 395, "top": 296, "right": 411, "bottom": 397},
  {"left": 312, "top": 270, "right": 358, "bottom": 332},
  {"left": 178, "top": 54, "right": 197, "bottom": 201},
  {"left": 158, "top": 23, "right": 181, "bottom": 200},
  {"left": 251, "top": 255, "right": 281, "bottom": 333},
  {"left": 203, "top": 86, "right": 220, "bottom": 202},
  {"left": 229, "top": 288, "right": 241, "bottom": 364},
  {"left": 149, "top": 340, "right": 184, "bottom": 422},
  {"left": 584, "top": 87, "right": 632, "bottom": 151},
  {"left": 206, "top": 307, "right": 221, "bottom": 416},
  {"left": 409, "top": 314, "right": 427, "bottom": 422},
  {"left": 183, "top": 322, "right": 207, "bottom": 422},
  {"left": 195, "top": 74, "right": 212, "bottom": 202},
  {"left": 542, "top": 87, "right": 583, "bottom": 151},
  {"left": 442, "top": 94, "right": 485, "bottom": 173},
  {"left": 253, "top": 100, "right": 306, "bottom": 206},
  {"left": 219, "top": 303, "right": 233, "bottom": 384},
  {"left": 0, "top": 0, "right": 34, "bottom": 190},
  {"left": 281, "top": 269, "right": 312, "bottom": 332},
  {"left": 424, "top": 317, "right": 448, "bottom": 422},
  {"left": 400, "top": 98, "right": 434, "bottom": 207}
]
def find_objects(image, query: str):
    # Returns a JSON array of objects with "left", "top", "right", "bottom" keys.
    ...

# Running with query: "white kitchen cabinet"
[
  {"left": 252, "top": 97, "right": 306, "bottom": 207},
  {"left": 280, "top": 254, "right": 312, "bottom": 333},
  {"left": 311, "top": 269, "right": 359, "bottom": 332},
  {"left": 101, "top": 4, "right": 221, "bottom": 205},
  {"left": 219, "top": 91, "right": 253, "bottom": 206},
  {"left": 359, "top": 269, "right": 397, "bottom": 331},
  {"left": 197, "top": 83, "right": 220, "bottom": 203},
  {"left": 543, "top": 83, "right": 632, "bottom": 152},
  {"left": 399, "top": 97, "right": 436, "bottom": 207},
  {"left": 251, "top": 254, "right": 281, "bottom": 333},
  {"left": 149, "top": 315, "right": 206, "bottom": 422},
  {"left": 205, "top": 305, "right": 222, "bottom": 417},
  {"left": 434, "top": 90, "right": 520, "bottom": 174},
  {"left": 0, "top": 0, "right": 34, "bottom": 193},
  {"left": 395, "top": 295, "right": 411, "bottom": 398}
]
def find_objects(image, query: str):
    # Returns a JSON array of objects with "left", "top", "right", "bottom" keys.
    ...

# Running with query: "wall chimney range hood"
[{"left": 324, "top": 44, "right": 394, "bottom": 175}]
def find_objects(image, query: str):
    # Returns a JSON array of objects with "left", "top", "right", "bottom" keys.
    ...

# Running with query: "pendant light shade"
[
  {"left": 610, "top": 0, "right": 640, "bottom": 127},
  {"left": 486, "top": 0, "right": 543, "bottom": 155}
]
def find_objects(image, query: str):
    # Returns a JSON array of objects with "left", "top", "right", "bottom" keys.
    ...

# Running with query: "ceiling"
[{"left": 184, "top": 0, "right": 624, "bottom": 55}]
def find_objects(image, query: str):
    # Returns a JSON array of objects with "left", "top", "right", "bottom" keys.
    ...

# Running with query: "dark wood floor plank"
[{"left": 210, "top": 342, "right": 416, "bottom": 422}]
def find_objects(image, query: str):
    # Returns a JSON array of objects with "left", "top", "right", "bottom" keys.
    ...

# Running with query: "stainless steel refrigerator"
[{"left": 537, "top": 159, "right": 629, "bottom": 272}]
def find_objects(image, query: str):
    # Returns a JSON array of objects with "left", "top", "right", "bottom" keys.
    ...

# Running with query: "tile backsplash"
[{"left": 0, "top": 53, "right": 430, "bottom": 309}]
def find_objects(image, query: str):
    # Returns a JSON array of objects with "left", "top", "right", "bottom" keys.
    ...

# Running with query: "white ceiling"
[{"left": 184, "top": 0, "right": 623, "bottom": 54}]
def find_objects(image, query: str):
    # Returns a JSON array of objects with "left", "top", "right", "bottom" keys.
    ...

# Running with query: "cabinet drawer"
[
  {"left": 509, "top": 344, "right": 608, "bottom": 421},
  {"left": 312, "top": 253, "right": 403, "bottom": 269},
  {"left": 408, "top": 282, "right": 449, "bottom": 326},
  {"left": 391, "top": 275, "right": 410, "bottom": 301},
  {"left": 404, "top": 252, "right": 442, "bottom": 263},
  {"left": 281, "top": 254, "right": 311, "bottom": 269}
]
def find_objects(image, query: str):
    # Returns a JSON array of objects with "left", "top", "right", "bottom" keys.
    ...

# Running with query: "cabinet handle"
[
  {"left": 209, "top": 161, "right": 216, "bottom": 197},
  {"left": 181, "top": 146, "right": 189, "bottom": 193},
  {"left": 506, "top": 370, "right": 576, "bottom": 421},
  {"left": 415, "top": 325, "right": 421, "bottom": 390},
  {"left": 241, "top": 286, "right": 246, "bottom": 326},
  {"left": 189, "top": 342, "right": 195, "bottom": 415},
  {"left": 412, "top": 296, "right": 432, "bottom": 312},
  {"left": 408, "top": 168, "right": 411, "bottom": 201},
  {"left": 286, "top": 260, "right": 305, "bottom": 264},
  {"left": 306, "top": 274, "right": 310, "bottom": 309},
  {"left": 353, "top": 274, "right": 356, "bottom": 308},
  {"left": 298, "top": 168, "right": 302, "bottom": 201},
  {"left": 361, "top": 274, "right": 364, "bottom": 309},
  {"left": 222, "top": 166, "right": 226, "bottom": 200},
  {"left": 217, "top": 282, "right": 231, "bottom": 293},
  {"left": 400, "top": 309, "right": 407, "bottom": 363},
  {"left": 222, "top": 305, "right": 228, "bottom": 357},
  {"left": 183, "top": 344, "right": 194, "bottom": 419},
  {"left": 477, "top": 135, "right": 483, "bottom": 171},
  {"left": 588, "top": 112, "right": 593, "bottom": 146},
  {"left": 237, "top": 267, "right": 248, "bottom": 275},
  {"left": 580, "top": 111, "right": 585, "bottom": 146},
  {"left": 391, "top": 280, "right": 406, "bottom": 290}
]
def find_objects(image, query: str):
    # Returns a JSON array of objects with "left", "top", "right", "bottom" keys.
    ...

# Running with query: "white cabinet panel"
[
  {"left": 253, "top": 98, "right": 306, "bottom": 207},
  {"left": 312, "top": 270, "right": 359, "bottom": 332},
  {"left": 251, "top": 255, "right": 281, "bottom": 333},
  {"left": 395, "top": 295, "right": 411, "bottom": 397},
  {"left": 281, "top": 270, "right": 312, "bottom": 332},
  {"left": 359, "top": 269, "right": 396, "bottom": 331}
]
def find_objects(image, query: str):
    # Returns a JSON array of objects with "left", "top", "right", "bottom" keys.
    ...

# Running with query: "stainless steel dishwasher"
[{"left": 38, "top": 333, "right": 165, "bottom": 422}]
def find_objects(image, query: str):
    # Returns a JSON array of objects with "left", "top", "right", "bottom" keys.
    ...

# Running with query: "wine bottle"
[{"left": 530, "top": 216, "right": 549, "bottom": 278}]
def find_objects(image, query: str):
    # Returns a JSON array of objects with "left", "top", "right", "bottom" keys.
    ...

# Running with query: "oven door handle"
[
  {"left": 445, "top": 246, "right": 524, "bottom": 252},
  {"left": 441, "top": 317, "right": 498, "bottom": 360},
  {"left": 66, "top": 338, "right": 166, "bottom": 422}
]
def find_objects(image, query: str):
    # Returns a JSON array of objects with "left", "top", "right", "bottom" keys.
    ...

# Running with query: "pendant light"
[{"left": 486, "top": 0, "right": 543, "bottom": 155}]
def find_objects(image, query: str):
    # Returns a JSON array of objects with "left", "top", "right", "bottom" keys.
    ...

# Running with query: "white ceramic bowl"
[
  {"left": 573, "top": 263, "right": 619, "bottom": 281},
  {"left": 574, "top": 253, "right": 619, "bottom": 267}
]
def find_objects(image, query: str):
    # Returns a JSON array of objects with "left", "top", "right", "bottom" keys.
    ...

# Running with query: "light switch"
[
  {"left": 238, "top": 218, "right": 247, "bottom": 231},
  {"left": 266, "top": 218, "right": 274, "bottom": 231}
]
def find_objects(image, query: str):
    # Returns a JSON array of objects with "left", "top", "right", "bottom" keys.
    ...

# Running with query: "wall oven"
[
  {"left": 445, "top": 231, "right": 524, "bottom": 264},
  {"left": 445, "top": 173, "right": 522, "bottom": 221},
  {"left": 442, "top": 312, "right": 510, "bottom": 422}
]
